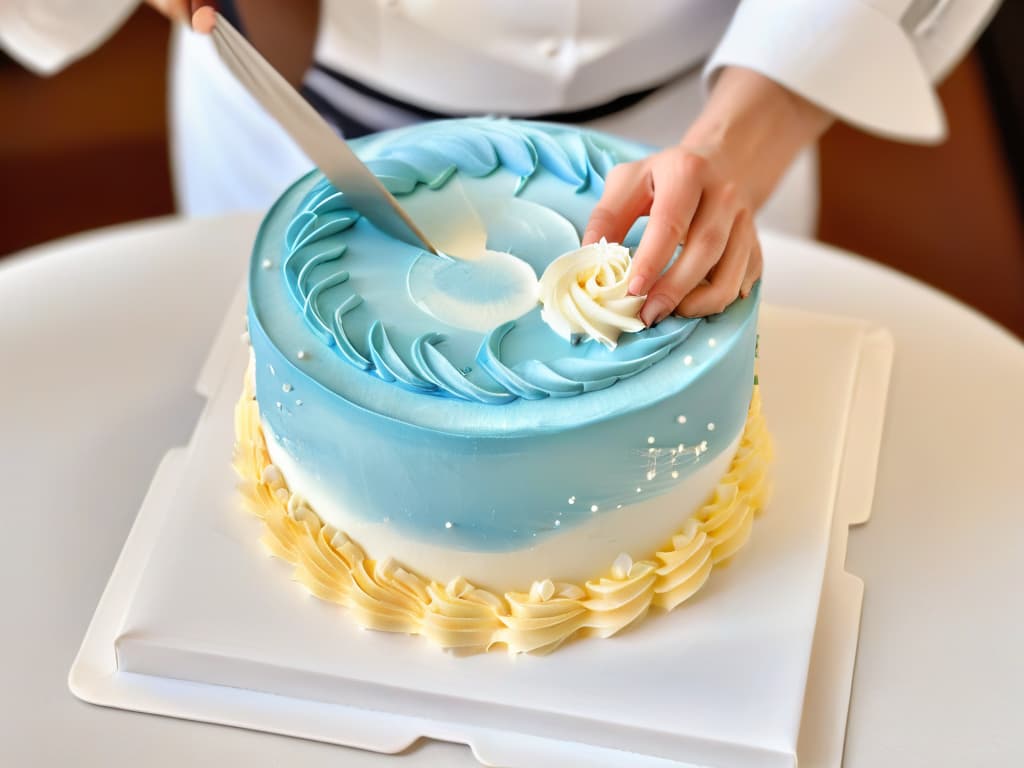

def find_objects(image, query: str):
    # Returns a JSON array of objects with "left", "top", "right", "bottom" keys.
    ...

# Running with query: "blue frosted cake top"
[{"left": 250, "top": 117, "right": 759, "bottom": 436}]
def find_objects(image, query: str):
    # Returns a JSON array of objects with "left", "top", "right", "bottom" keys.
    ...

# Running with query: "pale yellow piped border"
[{"left": 233, "top": 362, "right": 772, "bottom": 655}]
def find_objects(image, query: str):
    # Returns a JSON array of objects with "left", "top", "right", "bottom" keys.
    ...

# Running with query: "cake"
[{"left": 234, "top": 117, "right": 771, "bottom": 655}]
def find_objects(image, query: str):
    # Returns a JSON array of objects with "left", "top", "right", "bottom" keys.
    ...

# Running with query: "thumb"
[{"left": 191, "top": 2, "right": 218, "bottom": 34}]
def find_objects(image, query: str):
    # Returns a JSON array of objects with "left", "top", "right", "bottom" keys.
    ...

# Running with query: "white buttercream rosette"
[{"left": 538, "top": 238, "right": 646, "bottom": 349}]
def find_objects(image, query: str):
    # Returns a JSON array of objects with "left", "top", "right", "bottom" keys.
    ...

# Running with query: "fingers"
[
  {"left": 581, "top": 163, "right": 651, "bottom": 248},
  {"left": 148, "top": 0, "right": 216, "bottom": 27},
  {"left": 740, "top": 237, "right": 763, "bottom": 298},
  {"left": 639, "top": 180, "right": 736, "bottom": 326},
  {"left": 585, "top": 145, "right": 759, "bottom": 325},
  {"left": 628, "top": 153, "right": 704, "bottom": 297},
  {"left": 676, "top": 211, "right": 753, "bottom": 317},
  {"left": 191, "top": 2, "right": 217, "bottom": 33}
]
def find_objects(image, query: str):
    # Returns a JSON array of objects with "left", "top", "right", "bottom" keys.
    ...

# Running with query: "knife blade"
[{"left": 209, "top": 12, "right": 439, "bottom": 254}]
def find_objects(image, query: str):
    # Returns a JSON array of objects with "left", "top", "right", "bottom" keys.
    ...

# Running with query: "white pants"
[{"left": 169, "top": 25, "right": 817, "bottom": 238}]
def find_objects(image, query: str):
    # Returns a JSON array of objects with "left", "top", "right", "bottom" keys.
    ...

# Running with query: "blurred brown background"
[{"left": 1, "top": 5, "right": 1021, "bottom": 338}]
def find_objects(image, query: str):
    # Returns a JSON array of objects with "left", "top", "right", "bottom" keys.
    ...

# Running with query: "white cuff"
[
  {"left": 0, "top": 0, "right": 140, "bottom": 75},
  {"left": 704, "top": 0, "right": 946, "bottom": 143},
  {"left": 906, "top": 0, "right": 1003, "bottom": 84}
]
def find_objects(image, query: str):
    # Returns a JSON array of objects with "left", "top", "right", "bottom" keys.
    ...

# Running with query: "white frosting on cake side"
[{"left": 262, "top": 417, "right": 740, "bottom": 593}]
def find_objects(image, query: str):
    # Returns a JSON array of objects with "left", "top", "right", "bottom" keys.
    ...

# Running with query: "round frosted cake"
[{"left": 234, "top": 117, "right": 770, "bottom": 654}]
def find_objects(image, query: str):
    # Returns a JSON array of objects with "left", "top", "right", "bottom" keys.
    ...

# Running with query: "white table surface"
[{"left": 1, "top": 214, "right": 1021, "bottom": 767}]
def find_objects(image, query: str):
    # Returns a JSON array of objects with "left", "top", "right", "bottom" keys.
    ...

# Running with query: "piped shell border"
[{"left": 233, "top": 361, "right": 772, "bottom": 655}]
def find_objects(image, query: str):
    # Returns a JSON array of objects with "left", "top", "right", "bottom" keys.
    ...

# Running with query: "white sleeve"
[
  {"left": 0, "top": 0, "right": 141, "bottom": 75},
  {"left": 703, "top": 0, "right": 1003, "bottom": 143}
]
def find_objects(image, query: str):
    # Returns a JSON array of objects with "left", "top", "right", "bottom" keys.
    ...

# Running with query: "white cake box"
[{"left": 70, "top": 288, "right": 892, "bottom": 768}]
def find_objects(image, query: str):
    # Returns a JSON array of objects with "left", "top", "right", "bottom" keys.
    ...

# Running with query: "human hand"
[
  {"left": 145, "top": 1, "right": 218, "bottom": 33},
  {"left": 582, "top": 145, "right": 762, "bottom": 325},
  {"left": 582, "top": 67, "right": 832, "bottom": 326}
]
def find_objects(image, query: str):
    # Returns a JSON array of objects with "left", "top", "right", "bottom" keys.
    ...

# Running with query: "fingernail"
[
  {"left": 641, "top": 297, "right": 671, "bottom": 327},
  {"left": 628, "top": 275, "right": 646, "bottom": 296}
]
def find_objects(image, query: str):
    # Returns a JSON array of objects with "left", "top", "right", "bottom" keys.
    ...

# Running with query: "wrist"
[{"left": 682, "top": 67, "right": 832, "bottom": 208}]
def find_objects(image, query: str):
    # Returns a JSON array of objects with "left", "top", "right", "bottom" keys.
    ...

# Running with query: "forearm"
[{"left": 682, "top": 66, "right": 833, "bottom": 210}]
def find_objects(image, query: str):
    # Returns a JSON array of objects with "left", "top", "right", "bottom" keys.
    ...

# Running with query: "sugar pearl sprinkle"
[
  {"left": 444, "top": 521, "right": 453, "bottom": 529},
  {"left": 708, "top": 338, "right": 717, "bottom": 348},
  {"left": 567, "top": 496, "right": 576, "bottom": 505},
  {"left": 261, "top": 259, "right": 273, "bottom": 270},
  {"left": 683, "top": 355, "right": 693, "bottom": 365},
  {"left": 611, "top": 553, "right": 633, "bottom": 580},
  {"left": 638, "top": 401, "right": 717, "bottom": 485},
  {"left": 282, "top": 383, "right": 293, "bottom": 393},
  {"left": 554, "top": 519, "right": 561, "bottom": 527},
  {"left": 590, "top": 504, "right": 599, "bottom": 513},
  {"left": 296, "top": 349, "right": 308, "bottom": 360}
]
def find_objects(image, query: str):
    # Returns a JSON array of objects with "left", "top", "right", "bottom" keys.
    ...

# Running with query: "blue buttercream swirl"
[
  {"left": 279, "top": 118, "right": 700, "bottom": 404},
  {"left": 478, "top": 316, "right": 701, "bottom": 399}
]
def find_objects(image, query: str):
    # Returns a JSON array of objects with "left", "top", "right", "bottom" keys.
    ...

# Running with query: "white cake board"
[{"left": 69, "top": 286, "right": 892, "bottom": 768}]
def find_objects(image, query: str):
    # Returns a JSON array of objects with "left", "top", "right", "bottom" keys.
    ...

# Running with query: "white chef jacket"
[{"left": 0, "top": 0, "right": 1002, "bottom": 232}]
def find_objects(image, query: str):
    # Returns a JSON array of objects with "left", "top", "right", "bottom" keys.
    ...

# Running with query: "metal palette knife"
[{"left": 208, "top": 11, "right": 441, "bottom": 255}]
